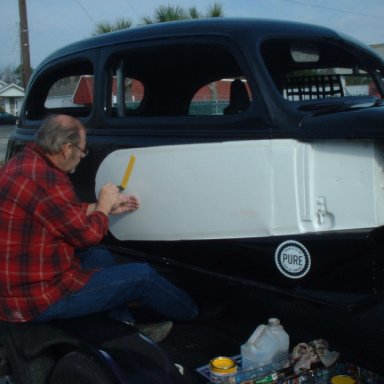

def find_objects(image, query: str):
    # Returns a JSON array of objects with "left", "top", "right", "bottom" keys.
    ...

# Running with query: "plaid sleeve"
[{"left": 33, "top": 182, "right": 109, "bottom": 248}]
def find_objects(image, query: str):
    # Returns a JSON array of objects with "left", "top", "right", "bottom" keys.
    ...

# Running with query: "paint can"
[
  {"left": 330, "top": 375, "right": 356, "bottom": 384},
  {"left": 209, "top": 356, "right": 237, "bottom": 383}
]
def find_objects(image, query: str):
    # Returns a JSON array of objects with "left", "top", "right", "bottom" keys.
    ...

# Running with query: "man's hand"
[
  {"left": 95, "top": 182, "right": 121, "bottom": 215},
  {"left": 110, "top": 194, "right": 140, "bottom": 215}
]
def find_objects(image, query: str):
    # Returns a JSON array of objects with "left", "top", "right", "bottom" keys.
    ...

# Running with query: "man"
[{"left": 0, "top": 114, "right": 198, "bottom": 342}]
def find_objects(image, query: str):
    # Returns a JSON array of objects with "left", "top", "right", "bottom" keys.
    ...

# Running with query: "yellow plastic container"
[
  {"left": 331, "top": 375, "right": 356, "bottom": 384},
  {"left": 210, "top": 356, "right": 237, "bottom": 383}
]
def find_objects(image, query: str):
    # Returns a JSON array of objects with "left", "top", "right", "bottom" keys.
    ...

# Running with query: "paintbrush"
[{"left": 117, "top": 154, "right": 136, "bottom": 192}]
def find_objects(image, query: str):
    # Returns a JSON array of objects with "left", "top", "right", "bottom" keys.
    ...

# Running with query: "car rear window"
[{"left": 261, "top": 39, "right": 383, "bottom": 101}]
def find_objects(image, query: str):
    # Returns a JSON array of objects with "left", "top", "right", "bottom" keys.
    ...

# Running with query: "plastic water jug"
[{"left": 241, "top": 318, "right": 289, "bottom": 371}]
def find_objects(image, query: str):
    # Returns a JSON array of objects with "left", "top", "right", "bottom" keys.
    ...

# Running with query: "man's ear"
[{"left": 62, "top": 143, "right": 72, "bottom": 160}]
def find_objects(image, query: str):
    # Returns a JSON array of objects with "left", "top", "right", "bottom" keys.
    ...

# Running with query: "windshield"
[{"left": 261, "top": 39, "right": 384, "bottom": 105}]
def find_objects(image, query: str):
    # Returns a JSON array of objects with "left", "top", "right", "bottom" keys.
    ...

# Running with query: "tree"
[
  {"left": 188, "top": 6, "right": 200, "bottom": 19},
  {"left": 93, "top": 17, "right": 132, "bottom": 36},
  {"left": 141, "top": 2, "right": 224, "bottom": 24},
  {"left": 0, "top": 65, "right": 24, "bottom": 86},
  {"left": 141, "top": 5, "right": 188, "bottom": 24},
  {"left": 206, "top": 2, "right": 224, "bottom": 17},
  {"left": 92, "top": 3, "right": 224, "bottom": 34}
]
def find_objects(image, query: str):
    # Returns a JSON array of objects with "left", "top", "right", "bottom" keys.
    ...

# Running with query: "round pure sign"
[{"left": 274, "top": 240, "right": 311, "bottom": 279}]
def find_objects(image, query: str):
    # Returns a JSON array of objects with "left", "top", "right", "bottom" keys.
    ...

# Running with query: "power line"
[
  {"left": 74, "top": 0, "right": 98, "bottom": 26},
  {"left": 281, "top": 0, "right": 383, "bottom": 20},
  {"left": 122, "top": 0, "right": 140, "bottom": 20}
]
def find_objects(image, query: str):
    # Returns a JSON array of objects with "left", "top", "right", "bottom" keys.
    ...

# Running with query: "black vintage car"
[{"left": 4, "top": 18, "right": 384, "bottom": 383}]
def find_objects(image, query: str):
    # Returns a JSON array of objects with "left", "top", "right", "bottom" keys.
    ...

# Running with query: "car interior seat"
[{"left": 223, "top": 79, "right": 251, "bottom": 115}]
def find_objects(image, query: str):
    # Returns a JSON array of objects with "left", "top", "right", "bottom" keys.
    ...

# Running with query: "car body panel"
[{"left": 97, "top": 139, "right": 384, "bottom": 241}]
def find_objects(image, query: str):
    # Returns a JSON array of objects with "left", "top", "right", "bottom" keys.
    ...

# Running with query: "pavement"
[{"left": 159, "top": 273, "right": 384, "bottom": 383}]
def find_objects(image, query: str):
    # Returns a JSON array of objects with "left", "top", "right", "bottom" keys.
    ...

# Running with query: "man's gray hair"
[{"left": 35, "top": 114, "right": 85, "bottom": 154}]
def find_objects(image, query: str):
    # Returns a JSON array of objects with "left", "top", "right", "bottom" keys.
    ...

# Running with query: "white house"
[
  {"left": 0, "top": 81, "right": 25, "bottom": 116},
  {"left": 371, "top": 43, "right": 384, "bottom": 59}
]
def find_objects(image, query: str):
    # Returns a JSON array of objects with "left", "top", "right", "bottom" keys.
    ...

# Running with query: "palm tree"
[
  {"left": 188, "top": 6, "right": 201, "bottom": 19},
  {"left": 93, "top": 3, "right": 224, "bottom": 33},
  {"left": 141, "top": 5, "right": 188, "bottom": 24},
  {"left": 141, "top": 2, "right": 224, "bottom": 24},
  {"left": 93, "top": 17, "right": 132, "bottom": 36},
  {"left": 206, "top": 2, "right": 224, "bottom": 17}
]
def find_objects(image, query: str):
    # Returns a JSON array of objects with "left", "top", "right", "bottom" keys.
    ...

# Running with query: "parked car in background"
[{"left": 0, "top": 111, "right": 16, "bottom": 125}]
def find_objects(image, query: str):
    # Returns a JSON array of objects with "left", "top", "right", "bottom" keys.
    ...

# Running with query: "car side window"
[
  {"left": 106, "top": 61, "right": 145, "bottom": 117},
  {"left": 24, "top": 60, "right": 94, "bottom": 120},
  {"left": 45, "top": 74, "right": 94, "bottom": 110},
  {"left": 189, "top": 77, "right": 251, "bottom": 116},
  {"left": 105, "top": 41, "right": 251, "bottom": 118}
]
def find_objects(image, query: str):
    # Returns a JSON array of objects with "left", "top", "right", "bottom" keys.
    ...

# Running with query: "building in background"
[
  {"left": 371, "top": 44, "right": 384, "bottom": 60},
  {"left": 0, "top": 81, "right": 25, "bottom": 116}
]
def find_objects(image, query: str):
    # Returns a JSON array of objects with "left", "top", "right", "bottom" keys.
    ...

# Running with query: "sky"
[{"left": 1, "top": 0, "right": 384, "bottom": 70}]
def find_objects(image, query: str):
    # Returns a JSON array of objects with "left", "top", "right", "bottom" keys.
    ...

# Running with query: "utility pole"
[{"left": 18, "top": 0, "right": 32, "bottom": 89}]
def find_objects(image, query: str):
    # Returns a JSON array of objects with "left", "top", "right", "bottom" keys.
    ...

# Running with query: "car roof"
[{"left": 36, "top": 17, "right": 342, "bottom": 67}]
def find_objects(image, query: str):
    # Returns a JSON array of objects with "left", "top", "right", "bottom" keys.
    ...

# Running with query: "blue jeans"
[{"left": 34, "top": 247, "right": 198, "bottom": 323}]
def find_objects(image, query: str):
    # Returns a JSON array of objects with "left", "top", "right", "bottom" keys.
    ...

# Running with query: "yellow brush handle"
[{"left": 120, "top": 155, "right": 136, "bottom": 190}]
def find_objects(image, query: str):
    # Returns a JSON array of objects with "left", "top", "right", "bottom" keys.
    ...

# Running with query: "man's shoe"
[{"left": 135, "top": 321, "right": 173, "bottom": 343}]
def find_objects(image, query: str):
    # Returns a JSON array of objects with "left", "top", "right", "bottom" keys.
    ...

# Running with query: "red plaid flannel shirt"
[{"left": 0, "top": 143, "right": 109, "bottom": 322}]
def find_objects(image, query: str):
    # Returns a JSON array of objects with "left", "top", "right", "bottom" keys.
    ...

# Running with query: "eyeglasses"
[{"left": 73, "top": 144, "right": 89, "bottom": 157}]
